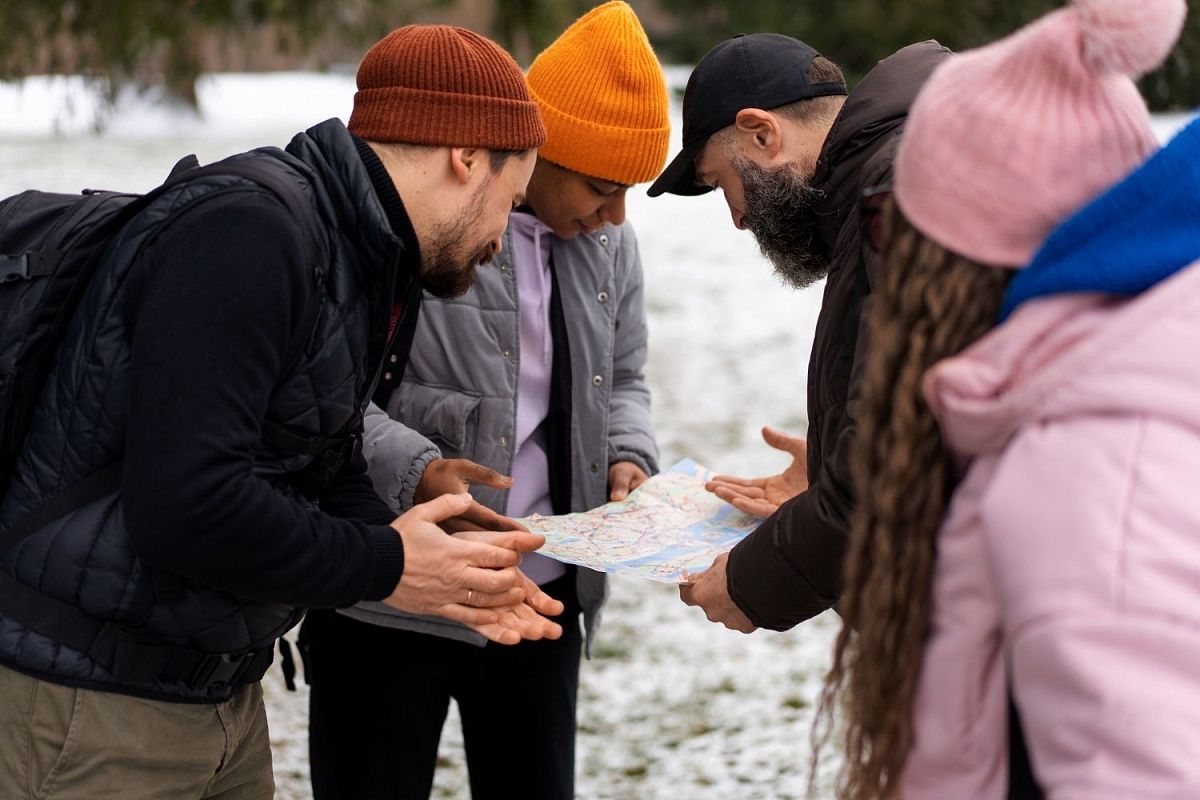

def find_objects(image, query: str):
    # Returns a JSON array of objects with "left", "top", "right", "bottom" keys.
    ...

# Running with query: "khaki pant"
[{"left": 0, "top": 663, "right": 274, "bottom": 799}]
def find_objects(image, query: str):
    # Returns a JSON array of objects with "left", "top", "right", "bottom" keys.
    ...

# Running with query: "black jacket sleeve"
[{"left": 120, "top": 190, "right": 404, "bottom": 609}]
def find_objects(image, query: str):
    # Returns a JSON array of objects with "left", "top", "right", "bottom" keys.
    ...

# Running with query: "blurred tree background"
[
  {"left": 1, "top": 0, "right": 1196, "bottom": 110},
  {"left": 655, "top": 0, "right": 1199, "bottom": 110}
]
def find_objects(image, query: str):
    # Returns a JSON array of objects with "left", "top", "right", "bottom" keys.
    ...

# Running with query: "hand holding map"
[{"left": 517, "top": 459, "right": 762, "bottom": 583}]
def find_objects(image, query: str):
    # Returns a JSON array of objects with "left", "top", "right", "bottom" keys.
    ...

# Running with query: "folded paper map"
[{"left": 518, "top": 459, "right": 762, "bottom": 583}]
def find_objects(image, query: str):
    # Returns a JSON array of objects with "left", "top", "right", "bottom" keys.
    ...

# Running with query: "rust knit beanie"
[
  {"left": 348, "top": 25, "right": 547, "bottom": 151},
  {"left": 526, "top": 1, "right": 670, "bottom": 185}
]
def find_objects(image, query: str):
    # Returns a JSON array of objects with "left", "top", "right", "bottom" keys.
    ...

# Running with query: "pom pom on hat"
[{"left": 1076, "top": 0, "right": 1187, "bottom": 76}]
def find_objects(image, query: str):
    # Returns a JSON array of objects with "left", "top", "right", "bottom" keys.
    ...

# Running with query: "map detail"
[{"left": 518, "top": 459, "right": 762, "bottom": 583}]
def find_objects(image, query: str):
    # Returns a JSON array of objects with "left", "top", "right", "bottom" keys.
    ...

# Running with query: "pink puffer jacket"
[{"left": 898, "top": 261, "right": 1200, "bottom": 799}]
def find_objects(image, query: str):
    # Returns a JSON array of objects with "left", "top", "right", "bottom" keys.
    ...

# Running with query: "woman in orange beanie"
[{"left": 304, "top": 3, "right": 670, "bottom": 798}]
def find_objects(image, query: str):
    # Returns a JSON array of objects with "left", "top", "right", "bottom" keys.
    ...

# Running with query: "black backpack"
[
  {"left": 0, "top": 155, "right": 358, "bottom": 692},
  {"left": 0, "top": 155, "right": 325, "bottom": 492}
]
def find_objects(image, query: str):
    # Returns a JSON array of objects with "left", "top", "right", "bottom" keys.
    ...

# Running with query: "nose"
[{"left": 598, "top": 191, "right": 627, "bottom": 227}]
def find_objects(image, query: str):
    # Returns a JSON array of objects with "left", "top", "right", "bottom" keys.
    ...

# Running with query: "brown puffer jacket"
[{"left": 727, "top": 41, "right": 952, "bottom": 630}]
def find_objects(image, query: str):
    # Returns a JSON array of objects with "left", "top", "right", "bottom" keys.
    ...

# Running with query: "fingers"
[
  {"left": 707, "top": 484, "right": 777, "bottom": 517},
  {"left": 526, "top": 588, "right": 565, "bottom": 617},
  {"left": 678, "top": 570, "right": 707, "bottom": 606},
  {"left": 447, "top": 602, "right": 563, "bottom": 644},
  {"left": 438, "top": 516, "right": 480, "bottom": 534},
  {"left": 609, "top": 467, "right": 633, "bottom": 501},
  {"left": 453, "top": 568, "right": 525, "bottom": 606},
  {"left": 450, "top": 459, "right": 513, "bottom": 490},
  {"left": 705, "top": 475, "right": 763, "bottom": 490},
  {"left": 404, "top": 492, "right": 474, "bottom": 525},
  {"left": 520, "top": 572, "right": 565, "bottom": 617},
  {"left": 458, "top": 529, "right": 547, "bottom": 555},
  {"left": 458, "top": 500, "right": 517, "bottom": 531},
  {"left": 498, "top": 602, "right": 563, "bottom": 641},
  {"left": 709, "top": 482, "right": 768, "bottom": 501},
  {"left": 725, "top": 495, "right": 779, "bottom": 518},
  {"left": 762, "top": 426, "right": 806, "bottom": 458}
]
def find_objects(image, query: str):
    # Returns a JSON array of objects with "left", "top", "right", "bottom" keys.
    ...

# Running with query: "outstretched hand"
[
  {"left": 384, "top": 493, "right": 563, "bottom": 644},
  {"left": 705, "top": 426, "right": 808, "bottom": 517},
  {"left": 415, "top": 457, "right": 515, "bottom": 531}
]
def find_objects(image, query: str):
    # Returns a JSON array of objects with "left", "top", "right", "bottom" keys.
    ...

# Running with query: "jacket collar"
[
  {"left": 285, "top": 119, "right": 416, "bottom": 284},
  {"left": 811, "top": 41, "right": 951, "bottom": 248}
]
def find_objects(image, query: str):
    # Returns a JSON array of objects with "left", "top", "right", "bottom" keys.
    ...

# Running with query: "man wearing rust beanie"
[
  {"left": 0, "top": 23, "right": 563, "bottom": 800},
  {"left": 305, "top": 4, "right": 669, "bottom": 800}
]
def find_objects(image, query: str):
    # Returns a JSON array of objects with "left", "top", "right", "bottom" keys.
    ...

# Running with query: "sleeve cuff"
[
  {"left": 360, "top": 524, "right": 405, "bottom": 601},
  {"left": 609, "top": 448, "right": 657, "bottom": 477},
  {"left": 397, "top": 448, "right": 440, "bottom": 511}
]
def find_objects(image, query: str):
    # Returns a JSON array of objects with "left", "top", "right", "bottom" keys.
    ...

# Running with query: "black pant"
[
  {"left": 1008, "top": 694, "right": 1044, "bottom": 799},
  {"left": 303, "top": 571, "right": 582, "bottom": 800}
]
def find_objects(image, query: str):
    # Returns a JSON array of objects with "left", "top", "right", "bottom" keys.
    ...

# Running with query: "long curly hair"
[{"left": 811, "top": 199, "right": 1010, "bottom": 799}]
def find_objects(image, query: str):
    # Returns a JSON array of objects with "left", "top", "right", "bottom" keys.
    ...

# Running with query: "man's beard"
[
  {"left": 734, "top": 154, "right": 831, "bottom": 290},
  {"left": 419, "top": 186, "right": 496, "bottom": 299}
]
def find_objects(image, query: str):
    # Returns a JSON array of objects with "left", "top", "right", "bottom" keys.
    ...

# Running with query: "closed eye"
[{"left": 589, "top": 181, "right": 623, "bottom": 197}]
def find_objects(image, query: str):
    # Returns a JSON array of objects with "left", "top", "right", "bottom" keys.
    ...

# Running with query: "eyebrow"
[{"left": 694, "top": 169, "right": 712, "bottom": 187}]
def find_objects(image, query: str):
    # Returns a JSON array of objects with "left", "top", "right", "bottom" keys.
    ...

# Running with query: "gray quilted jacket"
[{"left": 343, "top": 218, "right": 658, "bottom": 651}]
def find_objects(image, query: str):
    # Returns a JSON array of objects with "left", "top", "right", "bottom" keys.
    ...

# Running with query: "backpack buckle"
[
  {"left": 0, "top": 254, "right": 32, "bottom": 283},
  {"left": 190, "top": 650, "right": 258, "bottom": 689}
]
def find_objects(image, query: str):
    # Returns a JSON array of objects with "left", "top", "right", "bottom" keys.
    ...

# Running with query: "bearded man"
[{"left": 650, "top": 34, "right": 951, "bottom": 632}]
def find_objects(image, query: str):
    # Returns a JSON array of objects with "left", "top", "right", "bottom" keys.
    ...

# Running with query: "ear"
[
  {"left": 449, "top": 147, "right": 484, "bottom": 184},
  {"left": 733, "top": 108, "right": 783, "bottom": 158}
]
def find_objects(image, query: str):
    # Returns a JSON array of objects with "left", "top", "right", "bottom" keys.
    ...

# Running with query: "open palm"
[{"left": 705, "top": 426, "right": 808, "bottom": 517}]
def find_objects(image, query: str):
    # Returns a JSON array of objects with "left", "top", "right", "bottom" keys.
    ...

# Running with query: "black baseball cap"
[{"left": 647, "top": 33, "right": 847, "bottom": 198}]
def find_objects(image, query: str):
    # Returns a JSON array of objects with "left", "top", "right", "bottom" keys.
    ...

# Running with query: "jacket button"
[
  {"left": 590, "top": 463, "right": 599, "bottom": 473},
  {"left": 500, "top": 436, "right": 509, "bottom": 447},
  {"left": 383, "top": 372, "right": 393, "bottom": 381},
  {"left": 389, "top": 354, "right": 398, "bottom": 364},
  {"left": 597, "top": 291, "right": 609, "bottom": 303},
  {"left": 503, "top": 349, "right": 512, "bottom": 359},
  {"left": 592, "top": 375, "right": 603, "bottom": 387},
  {"left": 598, "top": 234, "right": 610, "bottom": 247}
]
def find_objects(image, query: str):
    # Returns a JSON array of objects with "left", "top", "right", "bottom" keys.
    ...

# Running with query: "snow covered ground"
[{"left": 1, "top": 73, "right": 1192, "bottom": 799}]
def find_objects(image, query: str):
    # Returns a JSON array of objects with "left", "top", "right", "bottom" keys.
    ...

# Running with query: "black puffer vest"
[{"left": 0, "top": 119, "right": 403, "bottom": 702}]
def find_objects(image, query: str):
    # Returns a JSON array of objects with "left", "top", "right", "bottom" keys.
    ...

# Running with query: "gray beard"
[{"left": 734, "top": 155, "right": 831, "bottom": 290}]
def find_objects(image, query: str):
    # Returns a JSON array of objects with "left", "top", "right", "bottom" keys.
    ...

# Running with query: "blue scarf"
[{"left": 1000, "top": 117, "right": 1200, "bottom": 321}]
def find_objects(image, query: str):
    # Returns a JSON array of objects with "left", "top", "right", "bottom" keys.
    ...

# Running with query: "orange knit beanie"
[
  {"left": 526, "top": 1, "right": 670, "bottom": 185},
  {"left": 348, "top": 25, "right": 547, "bottom": 151}
]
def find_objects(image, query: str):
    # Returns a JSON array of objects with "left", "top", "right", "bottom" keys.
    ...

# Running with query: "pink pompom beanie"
[{"left": 894, "top": 0, "right": 1186, "bottom": 268}]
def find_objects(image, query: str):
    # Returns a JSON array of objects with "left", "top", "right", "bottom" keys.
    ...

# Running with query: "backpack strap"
[{"left": 0, "top": 462, "right": 122, "bottom": 556}]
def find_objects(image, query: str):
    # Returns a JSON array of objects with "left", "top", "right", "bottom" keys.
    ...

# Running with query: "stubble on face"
[
  {"left": 419, "top": 181, "right": 496, "bottom": 299},
  {"left": 733, "top": 154, "right": 832, "bottom": 290}
]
